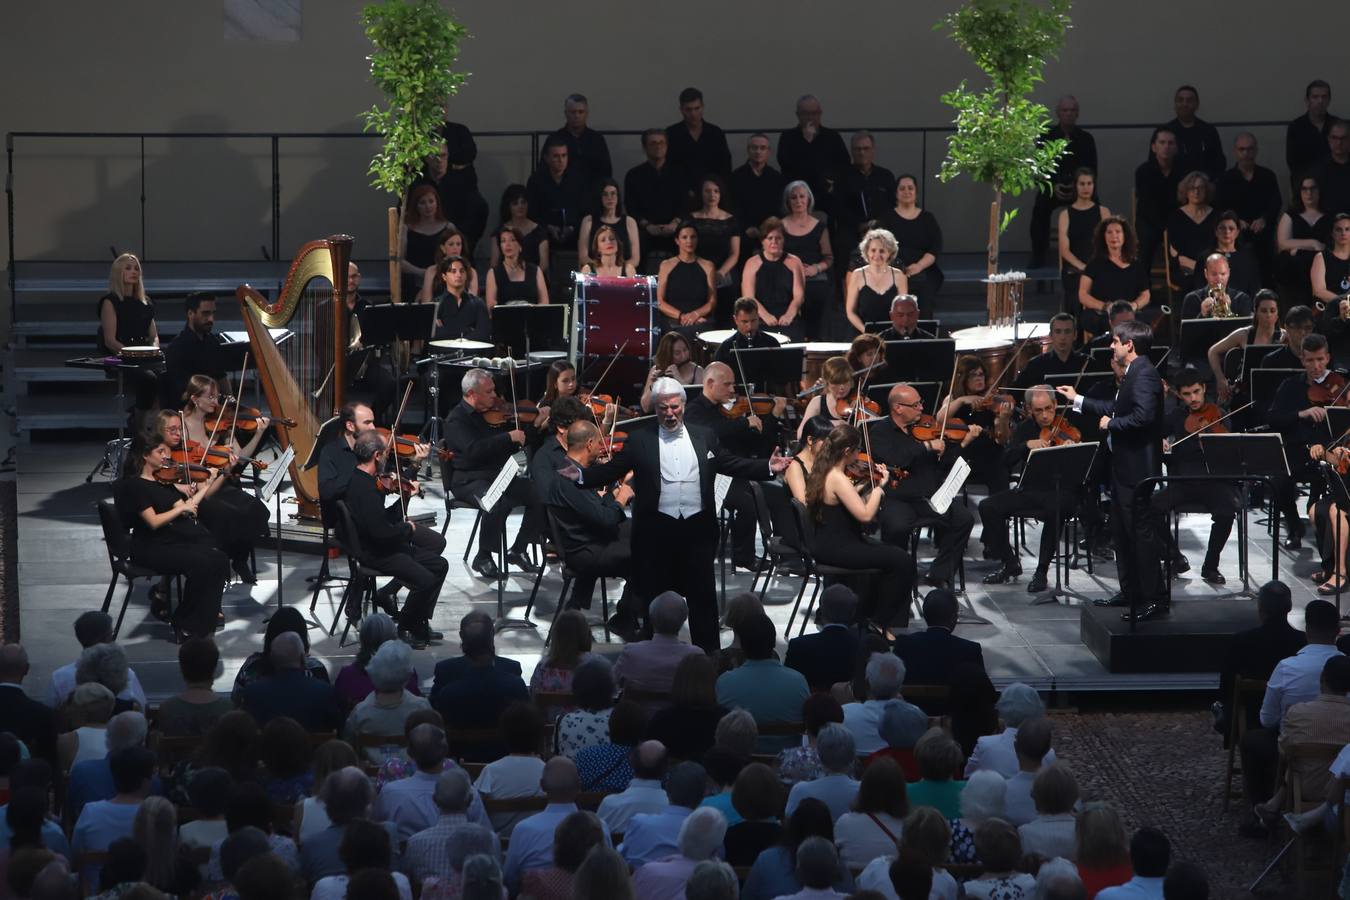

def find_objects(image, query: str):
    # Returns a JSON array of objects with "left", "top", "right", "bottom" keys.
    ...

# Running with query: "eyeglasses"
[{"left": 892, "top": 401, "right": 923, "bottom": 410}]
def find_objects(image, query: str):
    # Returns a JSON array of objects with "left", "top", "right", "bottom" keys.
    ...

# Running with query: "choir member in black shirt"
[
  {"left": 624, "top": 129, "right": 687, "bottom": 258},
  {"left": 1312, "top": 215, "right": 1350, "bottom": 365},
  {"left": 876, "top": 176, "right": 944, "bottom": 318},
  {"left": 1215, "top": 133, "right": 1282, "bottom": 274},
  {"left": 431, "top": 256, "right": 491, "bottom": 343},
  {"left": 832, "top": 131, "right": 896, "bottom": 252},
  {"left": 98, "top": 253, "right": 160, "bottom": 423},
  {"left": 867, "top": 383, "right": 975, "bottom": 590},
  {"left": 1079, "top": 217, "right": 1152, "bottom": 336},
  {"left": 1180, "top": 254, "right": 1253, "bottom": 320},
  {"left": 1201, "top": 212, "right": 1262, "bottom": 300},
  {"left": 442, "top": 368, "right": 549, "bottom": 578},
  {"left": 1029, "top": 96, "right": 1099, "bottom": 268},
  {"left": 1134, "top": 128, "right": 1182, "bottom": 271},
  {"left": 437, "top": 122, "right": 489, "bottom": 254},
  {"left": 547, "top": 94, "right": 612, "bottom": 185},
  {"left": 665, "top": 87, "right": 732, "bottom": 194},
  {"left": 1014, "top": 313, "right": 1087, "bottom": 389},
  {"left": 1267, "top": 333, "right": 1337, "bottom": 547},
  {"left": 526, "top": 137, "right": 587, "bottom": 246},
  {"left": 345, "top": 431, "right": 449, "bottom": 647},
  {"left": 978, "top": 385, "right": 1080, "bottom": 593},
  {"left": 1165, "top": 85, "right": 1226, "bottom": 180},
  {"left": 777, "top": 94, "right": 850, "bottom": 200},
  {"left": 1287, "top": 80, "right": 1333, "bottom": 192},
  {"left": 875, "top": 294, "right": 934, "bottom": 343},
  {"left": 1166, "top": 172, "right": 1218, "bottom": 284},
  {"left": 1315, "top": 121, "right": 1350, "bottom": 218},
  {"left": 1150, "top": 367, "right": 1238, "bottom": 584},
  {"left": 730, "top": 133, "right": 787, "bottom": 250},
  {"left": 162, "top": 292, "right": 228, "bottom": 409},
  {"left": 714, "top": 298, "right": 781, "bottom": 365}
]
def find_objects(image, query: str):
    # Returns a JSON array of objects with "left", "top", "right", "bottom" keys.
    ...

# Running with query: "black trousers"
[
  {"left": 979, "top": 489, "right": 1075, "bottom": 575},
  {"left": 1239, "top": 726, "right": 1280, "bottom": 803},
  {"left": 454, "top": 477, "right": 545, "bottom": 558},
  {"left": 811, "top": 533, "right": 914, "bottom": 627},
  {"left": 1271, "top": 462, "right": 1315, "bottom": 539},
  {"left": 726, "top": 481, "right": 758, "bottom": 566},
  {"left": 631, "top": 510, "right": 720, "bottom": 652},
  {"left": 131, "top": 536, "right": 228, "bottom": 638},
  {"left": 878, "top": 498, "right": 974, "bottom": 584},
  {"left": 1151, "top": 481, "right": 1238, "bottom": 571},
  {"left": 1110, "top": 475, "right": 1165, "bottom": 605},
  {"left": 366, "top": 526, "right": 448, "bottom": 629},
  {"left": 197, "top": 482, "right": 270, "bottom": 565},
  {"left": 569, "top": 519, "right": 634, "bottom": 613}
]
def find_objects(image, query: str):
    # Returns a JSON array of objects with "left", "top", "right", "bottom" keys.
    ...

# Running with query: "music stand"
[
  {"left": 493, "top": 302, "right": 567, "bottom": 355},
  {"left": 1232, "top": 343, "right": 1284, "bottom": 382},
  {"left": 1179, "top": 317, "right": 1251, "bottom": 366},
  {"left": 259, "top": 445, "right": 295, "bottom": 616},
  {"left": 1017, "top": 442, "right": 1100, "bottom": 605},
  {"left": 883, "top": 339, "right": 956, "bottom": 382},
  {"left": 729, "top": 346, "right": 806, "bottom": 393},
  {"left": 1200, "top": 432, "right": 1289, "bottom": 597}
]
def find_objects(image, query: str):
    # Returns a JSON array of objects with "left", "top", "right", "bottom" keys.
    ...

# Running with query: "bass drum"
[{"left": 572, "top": 273, "right": 656, "bottom": 405}]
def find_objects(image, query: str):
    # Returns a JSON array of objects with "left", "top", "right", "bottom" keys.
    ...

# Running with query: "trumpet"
[{"left": 1207, "top": 283, "right": 1235, "bottom": 318}]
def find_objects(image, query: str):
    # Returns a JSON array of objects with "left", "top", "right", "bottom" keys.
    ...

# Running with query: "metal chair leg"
[
  {"left": 799, "top": 578, "right": 823, "bottom": 637},
  {"left": 102, "top": 576, "right": 118, "bottom": 615},
  {"left": 544, "top": 575, "right": 574, "bottom": 647},
  {"left": 600, "top": 578, "right": 611, "bottom": 642},
  {"left": 112, "top": 576, "right": 136, "bottom": 639},
  {"left": 462, "top": 511, "right": 482, "bottom": 562},
  {"left": 784, "top": 572, "right": 812, "bottom": 638}
]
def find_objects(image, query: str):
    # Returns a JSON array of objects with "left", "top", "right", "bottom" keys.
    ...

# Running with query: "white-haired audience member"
[
  {"left": 48, "top": 612, "right": 146, "bottom": 710},
  {"left": 1003, "top": 717, "right": 1054, "bottom": 827},
  {"left": 618, "top": 761, "right": 707, "bottom": 867},
  {"left": 842, "top": 653, "right": 920, "bottom": 755},
  {"left": 784, "top": 724, "right": 860, "bottom": 820},
  {"left": 965, "top": 682, "right": 1057, "bottom": 778},
  {"left": 1034, "top": 856, "right": 1085, "bottom": 900},
  {"left": 631, "top": 806, "right": 729, "bottom": 900},
  {"left": 343, "top": 639, "right": 432, "bottom": 765},
  {"left": 949, "top": 769, "right": 1008, "bottom": 864},
  {"left": 612, "top": 592, "right": 704, "bottom": 692},
  {"left": 59, "top": 683, "right": 115, "bottom": 771},
  {"left": 686, "top": 859, "right": 741, "bottom": 900}
]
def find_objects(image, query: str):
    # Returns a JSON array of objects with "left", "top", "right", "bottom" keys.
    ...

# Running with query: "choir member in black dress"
[
  {"left": 1180, "top": 254, "right": 1253, "bottom": 320},
  {"left": 1276, "top": 175, "right": 1333, "bottom": 305},
  {"left": 845, "top": 228, "right": 909, "bottom": 335},
  {"left": 1057, "top": 168, "right": 1111, "bottom": 316},
  {"left": 1166, "top": 172, "right": 1218, "bottom": 284},
  {"left": 689, "top": 177, "right": 742, "bottom": 294},
  {"left": 432, "top": 256, "right": 491, "bottom": 343},
  {"left": 1134, "top": 127, "right": 1182, "bottom": 271},
  {"left": 731, "top": 134, "right": 786, "bottom": 251},
  {"left": 781, "top": 181, "right": 835, "bottom": 337},
  {"left": 548, "top": 93, "right": 612, "bottom": 185},
  {"left": 1151, "top": 367, "right": 1238, "bottom": 585},
  {"left": 1312, "top": 215, "right": 1350, "bottom": 365},
  {"left": 492, "top": 184, "right": 550, "bottom": 270},
  {"left": 625, "top": 129, "right": 687, "bottom": 258},
  {"left": 417, "top": 227, "right": 481, "bottom": 302},
  {"left": 162, "top": 292, "right": 228, "bottom": 410},
  {"left": 526, "top": 136, "right": 587, "bottom": 246},
  {"left": 714, "top": 298, "right": 781, "bottom": 365},
  {"left": 579, "top": 224, "right": 637, "bottom": 278},
  {"left": 1286, "top": 80, "right": 1333, "bottom": 193},
  {"left": 1201, "top": 211, "right": 1261, "bottom": 299},
  {"left": 419, "top": 139, "right": 489, "bottom": 258},
  {"left": 979, "top": 385, "right": 1080, "bottom": 593},
  {"left": 1078, "top": 217, "right": 1152, "bottom": 336},
  {"left": 1015, "top": 313, "right": 1086, "bottom": 389},
  {"left": 1314, "top": 121, "right": 1350, "bottom": 218},
  {"left": 806, "top": 424, "right": 915, "bottom": 636},
  {"left": 98, "top": 253, "right": 160, "bottom": 424},
  {"left": 1208, "top": 290, "right": 1284, "bottom": 403},
  {"left": 656, "top": 222, "right": 716, "bottom": 333},
  {"left": 1164, "top": 86, "right": 1226, "bottom": 180},
  {"left": 484, "top": 228, "right": 549, "bottom": 310},
  {"left": 875, "top": 295, "right": 933, "bottom": 343},
  {"left": 114, "top": 436, "right": 228, "bottom": 640},
  {"left": 833, "top": 132, "right": 896, "bottom": 255},
  {"left": 665, "top": 87, "right": 732, "bottom": 193},
  {"left": 777, "top": 94, "right": 850, "bottom": 202},
  {"left": 876, "top": 176, "right": 944, "bottom": 318},
  {"left": 934, "top": 355, "right": 1013, "bottom": 496},
  {"left": 1216, "top": 133, "right": 1282, "bottom": 278},
  {"left": 576, "top": 180, "right": 640, "bottom": 272},
  {"left": 399, "top": 184, "right": 451, "bottom": 302},
  {"left": 868, "top": 384, "right": 975, "bottom": 590},
  {"left": 739, "top": 218, "right": 806, "bottom": 340},
  {"left": 1030, "top": 96, "right": 1098, "bottom": 269},
  {"left": 1266, "top": 333, "right": 1335, "bottom": 548}
]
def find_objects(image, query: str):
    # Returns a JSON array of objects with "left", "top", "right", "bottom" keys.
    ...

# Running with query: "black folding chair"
[
  {"left": 747, "top": 480, "right": 806, "bottom": 603},
  {"left": 785, "top": 498, "right": 883, "bottom": 638},
  {"left": 95, "top": 500, "right": 180, "bottom": 639},
  {"left": 331, "top": 500, "right": 405, "bottom": 647},
  {"left": 537, "top": 508, "right": 615, "bottom": 646}
]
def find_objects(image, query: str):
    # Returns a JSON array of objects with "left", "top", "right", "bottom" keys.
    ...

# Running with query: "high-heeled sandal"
[
  {"left": 1317, "top": 578, "right": 1346, "bottom": 595},
  {"left": 1312, "top": 571, "right": 1332, "bottom": 584}
]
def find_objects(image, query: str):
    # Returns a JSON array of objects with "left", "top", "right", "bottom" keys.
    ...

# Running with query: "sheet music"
[
  {"left": 260, "top": 446, "right": 295, "bottom": 504},
  {"left": 480, "top": 456, "right": 521, "bottom": 513},
  {"left": 928, "top": 457, "right": 971, "bottom": 515},
  {"left": 714, "top": 474, "right": 732, "bottom": 516},
  {"left": 220, "top": 328, "right": 291, "bottom": 345}
]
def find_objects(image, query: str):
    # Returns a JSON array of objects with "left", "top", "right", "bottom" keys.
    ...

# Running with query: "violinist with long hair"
[
  {"left": 805, "top": 425, "right": 914, "bottom": 636},
  {"left": 1307, "top": 442, "right": 1350, "bottom": 595},
  {"left": 113, "top": 435, "right": 229, "bottom": 639},
  {"left": 1268, "top": 333, "right": 1341, "bottom": 549},
  {"left": 934, "top": 355, "right": 1014, "bottom": 495},
  {"left": 785, "top": 415, "right": 835, "bottom": 503},
  {"left": 797, "top": 357, "right": 856, "bottom": 439},
  {"left": 540, "top": 360, "right": 578, "bottom": 407}
]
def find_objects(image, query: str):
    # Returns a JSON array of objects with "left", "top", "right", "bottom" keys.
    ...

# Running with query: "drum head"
[
  {"left": 527, "top": 350, "right": 567, "bottom": 364},
  {"left": 428, "top": 338, "right": 494, "bottom": 352}
]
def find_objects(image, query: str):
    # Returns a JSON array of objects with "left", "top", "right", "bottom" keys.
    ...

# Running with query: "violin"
[
  {"left": 375, "top": 472, "right": 422, "bottom": 499},
  {"left": 830, "top": 393, "right": 881, "bottom": 419},
  {"left": 170, "top": 440, "right": 267, "bottom": 473},
  {"left": 1183, "top": 403, "right": 1229, "bottom": 437},
  {"left": 1039, "top": 421, "right": 1082, "bottom": 446},
  {"left": 482, "top": 400, "right": 541, "bottom": 427},
  {"left": 600, "top": 431, "right": 628, "bottom": 457},
  {"left": 978, "top": 392, "right": 1017, "bottom": 416},
  {"left": 1325, "top": 445, "right": 1350, "bottom": 476},
  {"left": 376, "top": 427, "right": 425, "bottom": 458},
  {"left": 845, "top": 452, "right": 908, "bottom": 489},
  {"left": 722, "top": 395, "right": 780, "bottom": 419},
  {"left": 911, "top": 415, "right": 970, "bottom": 443},
  {"left": 154, "top": 461, "right": 213, "bottom": 484},
  {"left": 204, "top": 398, "right": 294, "bottom": 433},
  {"left": 1308, "top": 372, "right": 1350, "bottom": 407},
  {"left": 580, "top": 392, "right": 640, "bottom": 422}
]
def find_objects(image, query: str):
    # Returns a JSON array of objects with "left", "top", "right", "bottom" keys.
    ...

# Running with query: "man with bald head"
[
  {"left": 597, "top": 740, "right": 671, "bottom": 832},
  {"left": 1181, "top": 254, "right": 1252, "bottom": 320},
  {"left": 1030, "top": 95, "right": 1098, "bottom": 269},
  {"left": 877, "top": 295, "right": 933, "bottom": 342},
  {"left": 1216, "top": 132, "right": 1282, "bottom": 269},
  {"left": 503, "top": 756, "right": 612, "bottom": 889},
  {"left": 238, "top": 632, "right": 340, "bottom": 731},
  {"left": 0, "top": 644, "right": 57, "bottom": 768},
  {"left": 867, "top": 384, "right": 974, "bottom": 592},
  {"left": 613, "top": 592, "right": 704, "bottom": 692}
]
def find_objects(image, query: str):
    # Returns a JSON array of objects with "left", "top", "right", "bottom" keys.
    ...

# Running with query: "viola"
[
  {"left": 911, "top": 415, "right": 970, "bottom": 443},
  {"left": 722, "top": 395, "right": 780, "bottom": 419},
  {"left": 830, "top": 393, "right": 881, "bottom": 419},
  {"left": 1308, "top": 372, "right": 1350, "bottom": 407},
  {"left": 482, "top": 400, "right": 541, "bottom": 427},
  {"left": 154, "top": 461, "right": 212, "bottom": 484},
  {"left": 1183, "top": 403, "right": 1229, "bottom": 437},
  {"left": 376, "top": 427, "right": 424, "bottom": 458},
  {"left": 1039, "top": 421, "right": 1082, "bottom": 446}
]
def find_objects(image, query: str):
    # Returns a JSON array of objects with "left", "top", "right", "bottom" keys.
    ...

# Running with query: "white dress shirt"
[
  {"left": 1018, "top": 813, "right": 1077, "bottom": 860},
  {"left": 47, "top": 662, "right": 147, "bottom": 710},
  {"left": 618, "top": 806, "right": 692, "bottom": 866},
  {"left": 963, "top": 728, "right": 1057, "bottom": 778},
  {"left": 503, "top": 802, "right": 612, "bottom": 888},
  {"left": 658, "top": 426, "right": 703, "bottom": 519},
  {"left": 1259, "top": 643, "right": 1345, "bottom": 728},
  {"left": 596, "top": 778, "right": 670, "bottom": 832},
  {"left": 371, "top": 769, "right": 488, "bottom": 841},
  {"left": 857, "top": 857, "right": 957, "bottom": 900},
  {"left": 1096, "top": 874, "right": 1166, "bottom": 900}
]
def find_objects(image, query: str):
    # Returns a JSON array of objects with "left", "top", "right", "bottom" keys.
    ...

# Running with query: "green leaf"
[{"left": 1000, "top": 208, "right": 1020, "bottom": 233}]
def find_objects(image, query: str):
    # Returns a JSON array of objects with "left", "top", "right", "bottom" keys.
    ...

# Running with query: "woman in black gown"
[
  {"left": 740, "top": 218, "right": 806, "bottom": 340},
  {"left": 781, "top": 181, "right": 835, "bottom": 338},
  {"left": 494, "top": 184, "right": 550, "bottom": 271},
  {"left": 1276, "top": 175, "right": 1333, "bottom": 307},
  {"left": 485, "top": 226, "right": 550, "bottom": 309},
  {"left": 98, "top": 253, "right": 160, "bottom": 426},
  {"left": 655, "top": 222, "right": 716, "bottom": 333},
  {"left": 1166, "top": 172, "right": 1218, "bottom": 284},
  {"left": 877, "top": 175, "right": 944, "bottom": 319},
  {"left": 399, "top": 184, "right": 451, "bottom": 302},
  {"left": 1056, "top": 168, "right": 1110, "bottom": 316}
]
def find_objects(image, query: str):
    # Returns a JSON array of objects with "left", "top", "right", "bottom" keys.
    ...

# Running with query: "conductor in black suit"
[
  {"left": 893, "top": 589, "right": 987, "bottom": 708},
  {"left": 783, "top": 584, "right": 860, "bottom": 692},
  {"left": 1057, "top": 320, "right": 1168, "bottom": 620},
  {"left": 585, "top": 377, "right": 791, "bottom": 651}
]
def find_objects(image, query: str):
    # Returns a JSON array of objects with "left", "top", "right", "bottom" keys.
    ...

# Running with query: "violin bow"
[
  {"left": 225, "top": 351, "right": 249, "bottom": 450},
  {"left": 731, "top": 347, "right": 755, "bottom": 406},
  {"left": 1046, "top": 355, "right": 1094, "bottom": 440},
  {"left": 586, "top": 341, "right": 629, "bottom": 426},
  {"left": 935, "top": 355, "right": 961, "bottom": 439},
  {"left": 1169, "top": 401, "right": 1254, "bottom": 449},
  {"left": 177, "top": 410, "right": 192, "bottom": 484},
  {"left": 388, "top": 381, "right": 415, "bottom": 501},
  {"left": 983, "top": 334, "right": 1034, "bottom": 402},
  {"left": 507, "top": 348, "right": 520, "bottom": 431}
]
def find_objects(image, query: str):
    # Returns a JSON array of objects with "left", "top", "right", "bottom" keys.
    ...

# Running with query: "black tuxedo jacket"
[
  {"left": 0, "top": 685, "right": 58, "bottom": 766},
  {"left": 431, "top": 655, "right": 522, "bottom": 696},
  {"left": 239, "top": 670, "right": 342, "bottom": 733},
  {"left": 893, "top": 627, "right": 987, "bottom": 713},
  {"left": 442, "top": 401, "right": 538, "bottom": 489},
  {"left": 1081, "top": 356, "right": 1164, "bottom": 488},
  {"left": 784, "top": 626, "right": 860, "bottom": 692}
]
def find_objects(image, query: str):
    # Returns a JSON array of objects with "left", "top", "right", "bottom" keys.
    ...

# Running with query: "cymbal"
[{"left": 428, "top": 338, "right": 494, "bottom": 351}]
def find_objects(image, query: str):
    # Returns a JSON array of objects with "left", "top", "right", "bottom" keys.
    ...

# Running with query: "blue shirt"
[
  {"left": 0, "top": 805, "right": 71, "bottom": 857},
  {"left": 72, "top": 800, "right": 140, "bottom": 887},
  {"left": 698, "top": 792, "right": 742, "bottom": 826},
  {"left": 715, "top": 660, "right": 809, "bottom": 750},
  {"left": 741, "top": 846, "right": 855, "bottom": 900},
  {"left": 65, "top": 758, "right": 164, "bottom": 823},
  {"left": 619, "top": 806, "right": 693, "bottom": 867},
  {"left": 784, "top": 774, "right": 860, "bottom": 821}
]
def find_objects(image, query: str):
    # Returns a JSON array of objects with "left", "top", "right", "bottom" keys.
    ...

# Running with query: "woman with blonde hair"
[
  {"left": 797, "top": 357, "right": 858, "bottom": 440},
  {"left": 135, "top": 795, "right": 201, "bottom": 895},
  {"left": 99, "top": 252, "right": 160, "bottom": 422},
  {"left": 1166, "top": 171, "right": 1218, "bottom": 281},
  {"left": 1075, "top": 802, "right": 1132, "bottom": 897},
  {"left": 845, "top": 228, "right": 909, "bottom": 333}
]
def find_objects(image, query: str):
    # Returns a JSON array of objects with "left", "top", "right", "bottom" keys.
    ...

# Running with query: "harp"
[{"left": 237, "top": 235, "right": 353, "bottom": 520}]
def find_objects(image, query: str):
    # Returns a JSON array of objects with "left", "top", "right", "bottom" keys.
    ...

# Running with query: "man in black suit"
[
  {"left": 1216, "top": 581, "right": 1306, "bottom": 742},
  {"left": 238, "top": 632, "right": 342, "bottom": 732},
  {"left": 430, "top": 614, "right": 528, "bottom": 761},
  {"left": 0, "top": 645, "right": 58, "bottom": 768},
  {"left": 784, "top": 584, "right": 860, "bottom": 692},
  {"left": 893, "top": 589, "right": 987, "bottom": 704},
  {"left": 1057, "top": 320, "right": 1167, "bottom": 619},
  {"left": 585, "top": 377, "right": 790, "bottom": 650},
  {"left": 162, "top": 292, "right": 229, "bottom": 408},
  {"left": 431, "top": 611, "right": 523, "bottom": 694},
  {"left": 442, "top": 368, "right": 548, "bottom": 579},
  {"left": 346, "top": 431, "right": 449, "bottom": 647}
]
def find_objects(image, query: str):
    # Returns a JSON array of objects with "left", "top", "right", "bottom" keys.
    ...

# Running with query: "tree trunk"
[
  {"left": 986, "top": 187, "right": 1003, "bottom": 323},
  {"left": 388, "top": 206, "right": 402, "bottom": 304}
]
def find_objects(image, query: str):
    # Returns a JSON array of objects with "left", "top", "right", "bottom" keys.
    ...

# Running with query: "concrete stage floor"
[{"left": 13, "top": 441, "right": 1326, "bottom": 701}]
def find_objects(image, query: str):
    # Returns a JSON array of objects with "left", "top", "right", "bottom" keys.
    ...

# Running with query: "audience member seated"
[
  {"left": 618, "top": 761, "right": 706, "bottom": 868},
  {"left": 631, "top": 806, "right": 727, "bottom": 900},
  {"left": 784, "top": 585, "right": 861, "bottom": 692},
  {"left": 784, "top": 724, "right": 860, "bottom": 820},
  {"left": 835, "top": 757, "right": 909, "bottom": 869},
  {"left": 1096, "top": 827, "right": 1170, "bottom": 900},
  {"left": 232, "top": 851, "right": 305, "bottom": 900},
  {"left": 401, "top": 769, "right": 477, "bottom": 885},
  {"left": 299, "top": 766, "right": 397, "bottom": 885},
  {"left": 1254, "top": 655, "right": 1350, "bottom": 822},
  {"left": 885, "top": 847, "right": 936, "bottom": 900},
  {"left": 432, "top": 610, "right": 522, "bottom": 689},
  {"left": 177, "top": 766, "right": 232, "bottom": 851},
  {"left": 416, "top": 822, "right": 500, "bottom": 900},
  {"left": 230, "top": 608, "right": 330, "bottom": 705},
  {"left": 473, "top": 701, "right": 546, "bottom": 837},
  {"left": 742, "top": 798, "right": 855, "bottom": 900},
  {"left": 432, "top": 614, "right": 529, "bottom": 762},
  {"left": 0, "top": 645, "right": 58, "bottom": 769},
  {"left": 777, "top": 693, "right": 846, "bottom": 786},
  {"left": 93, "top": 836, "right": 148, "bottom": 899},
  {"left": 136, "top": 794, "right": 202, "bottom": 896},
  {"left": 374, "top": 709, "right": 450, "bottom": 790},
  {"left": 58, "top": 683, "right": 114, "bottom": 772},
  {"left": 905, "top": 729, "right": 967, "bottom": 820},
  {"left": 1217, "top": 584, "right": 1307, "bottom": 743},
  {"left": 1003, "top": 717, "right": 1054, "bottom": 827},
  {"left": 1075, "top": 803, "right": 1133, "bottom": 897},
  {"left": 554, "top": 656, "right": 617, "bottom": 760},
  {"left": 168, "top": 710, "right": 259, "bottom": 806},
  {"left": 343, "top": 640, "right": 431, "bottom": 766},
  {"left": 238, "top": 633, "right": 340, "bottom": 733},
  {"left": 964, "top": 819, "right": 1035, "bottom": 899},
  {"left": 699, "top": 745, "right": 750, "bottom": 826},
  {"left": 295, "top": 741, "right": 359, "bottom": 845},
  {"left": 73, "top": 643, "right": 140, "bottom": 720},
  {"left": 594, "top": 739, "right": 667, "bottom": 829},
  {"left": 529, "top": 610, "right": 591, "bottom": 705},
  {"left": 722, "top": 763, "right": 785, "bottom": 867},
  {"left": 893, "top": 589, "right": 987, "bottom": 714},
  {"left": 207, "top": 826, "right": 273, "bottom": 897},
  {"left": 374, "top": 724, "right": 487, "bottom": 841},
  {"left": 613, "top": 592, "right": 704, "bottom": 693},
  {"left": 965, "top": 683, "right": 1055, "bottom": 778},
  {"left": 203, "top": 782, "right": 301, "bottom": 882},
  {"left": 311, "top": 818, "right": 412, "bottom": 900},
  {"left": 1017, "top": 763, "right": 1080, "bottom": 860},
  {"left": 644, "top": 654, "right": 729, "bottom": 762},
  {"left": 333, "top": 614, "right": 422, "bottom": 715},
  {"left": 715, "top": 591, "right": 771, "bottom": 673},
  {"left": 573, "top": 845, "right": 634, "bottom": 900},
  {"left": 948, "top": 770, "right": 1006, "bottom": 865},
  {"left": 516, "top": 810, "right": 603, "bottom": 900},
  {"left": 2, "top": 760, "right": 71, "bottom": 857},
  {"left": 866, "top": 700, "right": 931, "bottom": 780},
  {"left": 779, "top": 836, "right": 847, "bottom": 900},
  {"left": 842, "top": 652, "right": 923, "bottom": 757},
  {"left": 46, "top": 612, "right": 147, "bottom": 711},
  {"left": 715, "top": 613, "right": 809, "bottom": 751},
  {"left": 71, "top": 746, "right": 154, "bottom": 889},
  {"left": 576, "top": 702, "right": 649, "bottom": 793},
  {"left": 259, "top": 717, "right": 315, "bottom": 804},
  {"left": 857, "top": 806, "right": 958, "bottom": 900},
  {"left": 157, "top": 638, "right": 231, "bottom": 738},
  {"left": 502, "top": 757, "right": 612, "bottom": 891}
]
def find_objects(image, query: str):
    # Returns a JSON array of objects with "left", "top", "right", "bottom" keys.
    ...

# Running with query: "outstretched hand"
[{"left": 767, "top": 450, "right": 792, "bottom": 474}]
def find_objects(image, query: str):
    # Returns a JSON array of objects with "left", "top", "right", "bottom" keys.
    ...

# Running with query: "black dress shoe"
[
  {"left": 426, "top": 628, "right": 444, "bottom": 641},
  {"left": 733, "top": 558, "right": 765, "bottom": 573},
  {"left": 1027, "top": 573, "right": 1049, "bottom": 593},
  {"left": 471, "top": 555, "right": 502, "bottom": 579},
  {"left": 606, "top": 615, "right": 641, "bottom": 642},
  {"left": 505, "top": 550, "right": 541, "bottom": 573},
  {"left": 1122, "top": 602, "right": 1170, "bottom": 622},
  {"left": 1093, "top": 593, "right": 1128, "bottom": 607},
  {"left": 374, "top": 582, "right": 401, "bottom": 617},
  {"left": 1283, "top": 529, "right": 1305, "bottom": 551},
  {"left": 1201, "top": 567, "right": 1226, "bottom": 585},
  {"left": 982, "top": 561, "right": 1022, "bottom": 585},
  {"left": 1172, "top": 556, "right": 1191, "bottom": 575},
  {"left": 232, "top": 559, "right": 258, "bottom": 584},
  {"left": 397, "top": 627, "right": 429, "bottom": 649},
  {"left": 923, "top": 574, "right": 951, "bottom": 590}
]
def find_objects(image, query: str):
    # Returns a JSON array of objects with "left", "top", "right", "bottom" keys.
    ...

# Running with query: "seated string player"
[
  {"left": 1152, "top": 367, "right": 1238, "bottom": 585},
  {"left": 1268, "top": 333, "right": 1342, "bottom": 549}
]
